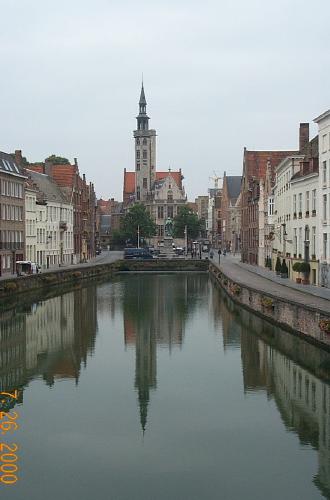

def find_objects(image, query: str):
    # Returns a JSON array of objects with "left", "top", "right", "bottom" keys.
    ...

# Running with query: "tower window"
[
  {"left": 143, "top": 138, "right": 147, "bottom": 145},
  {"left": 136, "top": 187, "right": 140, "bottom": 201},
  {"left": 136, "top": 139, "right": 140, "bottom": 145},
  {"left": 143, "top": 150, "right": 147, "bottom": 159},
  {"left": 136, "top": 163, "right": 140, "bottom": 171},
  {"left": 136, "top": 151, "right": 140, "bottom": 159},
  {"left": 143, "top": 178, "right": 147, "bottom": 189}
]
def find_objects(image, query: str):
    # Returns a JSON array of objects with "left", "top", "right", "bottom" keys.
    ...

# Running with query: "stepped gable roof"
[
  {"left": 244, "top": 150, "right": 297, "bottom": 181},
  {"left": 0, "top": 151, "right": 26, "bottom": 178},
  {"left": 225, "top": 176, "right": 242, "bottom": 200},
  {"left": 123, "top": 170, "right": 183, "bottom": 195},
  {"left": 26, "top": 169, "right": 68, "bottom": 204}
]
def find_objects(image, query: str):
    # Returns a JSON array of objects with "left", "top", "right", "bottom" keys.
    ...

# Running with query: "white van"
[{"left": 16, "top": 261, "right": 40, "bottom": 276}]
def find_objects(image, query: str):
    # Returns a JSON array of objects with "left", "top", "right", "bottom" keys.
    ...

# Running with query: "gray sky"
[{"left": 1, "top": 0, "right": 329, "bottom": 201}]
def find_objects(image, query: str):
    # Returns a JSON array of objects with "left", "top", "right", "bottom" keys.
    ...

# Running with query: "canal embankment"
[
  {"left": 209, "top": 256, "right": 330, "bottom": 350},
  {"left": 0, "top": 258, "right": 208, "bottom": 303}
]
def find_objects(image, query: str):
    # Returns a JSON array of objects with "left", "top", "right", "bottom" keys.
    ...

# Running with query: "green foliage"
[
  {"left": 275, "top": 256, "right": 281, "bottom": 273},
  {"left": 292, "top": 262, "right": 302, "bottom": 273},
  {"left": 173, "top": 206, "right": 201, "bottom": 239},
  {"left": 45, "top": 154, "right": 70, "bottom": 164},
  {"left": 4, "top": 282, "right": 17, "bottom": 292},
  {"left": 121, "top": 204, "right": 156, "bottom": 244},
  {"left": 111, "top": 229, "right": 126, "bottom": 246},
  {"left": 300, "top": 262, "right": 310, "bottom": 274}
]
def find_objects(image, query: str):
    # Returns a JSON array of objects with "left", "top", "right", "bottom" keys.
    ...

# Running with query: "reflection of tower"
[
  {"left": 135, "top": 324, "right": 157, "bottom": 433},
  {"left": 122, "top": 274, "right": 205, "bottom": 432}
]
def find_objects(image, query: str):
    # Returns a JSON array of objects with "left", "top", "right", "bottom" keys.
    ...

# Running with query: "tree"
[
  {"left": 173, "top": 206, "right": 201, "bottom": 239},
  {"left": 121, "top": 204, "right": 156, "bottom": 245},
  {"left": 45, "top": 154, "right": 70, "bottom": 164}
]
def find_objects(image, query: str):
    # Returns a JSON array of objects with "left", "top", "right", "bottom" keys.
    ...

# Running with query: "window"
[
  {"left": 323, "top": 161, "right": 327, "bottom": 184},
  {"left": 312, "top": 190, "right": 316, "bottom": 212},
  {"left": 323, "top": 233, "right": 328, "bottom": 260},
  {"left": 298, "top": 193, "right": 302, "bottom": 213},
  {"left": 167, "top": 191, "right": 173, "bottom": 202},
  {"left": 143, "top": 150, "right": 147, "bottom": 159},
  {"left": 293, "top": 194, "right": 297, "bottom": 214},
  {"left": 323, "top": 195, "right": 327, "bottom": 220},
  {"left": 312, "top": 226, "right": 316, "bottom": 256},
  {"left": 157, "top": 206, "right": 164, "bottom": 219},
  {"left": 167, "top": 206, "right": 174, "bottom": 218},
  {"left": 294, "top": 228, "right": 297, "bottom": 255},
  {"left": 143, "top": 138, "right": 147, "bottom": 145},
  {"left": 143, "top": 178, "right": 147, "bottom": 189},
  {"left": 298, "top": 227, "right": 302, "bottom": 256},
  {"left": 136, "top": 186, "right": 140, "bottom": 201},
  {"left": 268, "top": 197, "right": 274, "bottom": 216},
  {"left": 136, "top": 150, "right": 140, "bottom": 159},
  {"left": 136, "top": 162, "right": 140, "bottom": 171},
  {"left": 306, "top": 191, "right": 310, "bottom": 213},
  {"left": 323, "top": 134, "right": 327, "bottom": 152},
  {"left": 136, "top": 138, "right": 140, "bottom": 145}
]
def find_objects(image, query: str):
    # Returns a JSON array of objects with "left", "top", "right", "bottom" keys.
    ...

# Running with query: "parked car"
[
  {"left": 175, "top": 247, "right": 185, "bottom": 256},
  {"left": 124, "top": 248, "right": 154, "bottom": 260},
  {"left": 96, "top": 247, "right": 102, "bottom": 255}
]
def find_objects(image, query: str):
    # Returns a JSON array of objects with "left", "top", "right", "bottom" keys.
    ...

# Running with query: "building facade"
[
  {"left": 25, "top": 184, "right": 37, "bottom": 263},
  {"left": 314, "top": 110, "right": 330, "bottom": 288},
  {"left": 0, "top": 151, "right": 26, "bottom": 276},
  {"left": 123, "top": 85, "right": 186, "bottom": 242},
  {"left": 221, "top": 173, "right": 242, "bottom": 251}
]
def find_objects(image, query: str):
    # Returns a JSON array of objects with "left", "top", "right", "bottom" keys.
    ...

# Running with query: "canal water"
[{"left": 1, "top": 273, "right": 330, "bottom": 500}]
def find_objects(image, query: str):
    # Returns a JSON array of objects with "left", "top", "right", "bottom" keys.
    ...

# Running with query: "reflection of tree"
[
  {"left": 122, "top": 273, "right": 207, "bottom": 432},
  {"left": 0, "top": 283, "right": 98, "bottom": 397},
  {"left": 232, "top": 298, "right": 330, "bottom": 499}
]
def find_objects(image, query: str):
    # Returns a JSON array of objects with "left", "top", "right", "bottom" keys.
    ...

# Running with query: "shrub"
[
  {"left": 230, "top": 283, "right": 241, "bottom": 295},
  {"left": 275, "top": 256, "right": 281, "bottom": 273},
  {"left": 319, "top": 319, "right": 330, "bottom": 334},
  {"left": 300, "top": 262, "right": 310, "bottom": 274},
  {"left": 4, "top": 282, "right": 17, "bottom": 292},
  {"left": 261, "top": 296, "right": 274, "bottom": 309},
  {"left": 292, "top": 262, "right": 302, "bottom": 273}
]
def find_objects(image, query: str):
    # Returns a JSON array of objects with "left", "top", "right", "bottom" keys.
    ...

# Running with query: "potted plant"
[
  {"left": 280, "top": 259, "right": 288, "bottom": 278},
  {"left": 275, "top": 256, "right": 281, "bottom": 276},
  {"left": 300, "top": 262, "right": 310, "bottom": 284},
  {"left": 292, "top": 261, "right": 302, "bottom": 283}
]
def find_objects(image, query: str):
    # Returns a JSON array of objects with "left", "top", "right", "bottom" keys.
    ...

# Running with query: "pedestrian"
[
  {"left": 210, "top": 250, "right": 214, "bottom": 259},
  {"left": 218, "top": 248, "right": 221, "bottom": 264},
  {"left": 223, "top": 248, "right": 226, "bottom": 257}
]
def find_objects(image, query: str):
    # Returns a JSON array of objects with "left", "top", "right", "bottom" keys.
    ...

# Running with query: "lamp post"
[
  {"left": 184, "top": 225, "right": 188, "bottom": 257},
  {"left": 137, "top": 225, "right": 140, "bottom": 249}
]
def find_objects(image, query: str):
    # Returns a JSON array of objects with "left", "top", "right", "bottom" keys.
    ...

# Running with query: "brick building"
[
  {"left": 0, "top": 151, "right": 26, "bottom": 276},
  {"left": 15, "top": 152, "right": 96, "bottom": 263},
  {"left": 239, "top": 124, "right": 311, "bottom": 264}
]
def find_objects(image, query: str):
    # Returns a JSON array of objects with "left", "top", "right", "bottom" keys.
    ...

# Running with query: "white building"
[
  {"left": 273, "top": 134, "right": 320, "bottom": 285},
  {"left": 26, "top": 170, "right": 74, "bottom": 269},
  {"left": 314, "top": 110, "right": 330, "bottom": 288},
  {"left": 25, "top": 186, "right": 37, "bottom": 263}
]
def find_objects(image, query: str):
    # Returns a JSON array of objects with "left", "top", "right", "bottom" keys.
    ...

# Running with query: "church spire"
[{"left": 136, "top": 81, "right": 149, "bottom": 131}]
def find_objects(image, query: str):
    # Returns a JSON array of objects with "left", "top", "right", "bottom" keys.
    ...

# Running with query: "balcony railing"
[{"left": 0, "top": 242, "right": 24, "bottom": 250}]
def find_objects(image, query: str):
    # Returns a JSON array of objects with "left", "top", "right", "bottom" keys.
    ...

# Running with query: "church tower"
[{"left": 134, "top": 83, "right": 156, "bottom": 202}]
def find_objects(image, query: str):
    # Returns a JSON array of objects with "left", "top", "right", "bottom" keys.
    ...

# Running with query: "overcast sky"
[{"left": 1, "top": 0, "right": 329, "bottom": 200}]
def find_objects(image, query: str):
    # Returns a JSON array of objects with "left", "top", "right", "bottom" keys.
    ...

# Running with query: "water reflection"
[
  {"left": 122, "top": 274, "right": 208, "bottom": 432},
  {"left": 0, "top": 285, "right": 98, "bottom": 396},
  {"left": 215, "top": 289, "right": 330, "bottom": 499}
]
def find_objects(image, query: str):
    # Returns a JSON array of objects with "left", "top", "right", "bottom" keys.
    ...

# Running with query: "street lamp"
[{"left": 137, "top": 225, "right": 140, "bottom": 249}]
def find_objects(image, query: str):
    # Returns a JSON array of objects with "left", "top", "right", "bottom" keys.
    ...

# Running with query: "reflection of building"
[
  {"left": 122, "top": 274, "right": 206, "bottom": 432},
  {"left": 239, "top": 314, "right": 330, "bottom": 498},
  {"left": 0, "top": 284, "right": 98, "bottom": 395}
]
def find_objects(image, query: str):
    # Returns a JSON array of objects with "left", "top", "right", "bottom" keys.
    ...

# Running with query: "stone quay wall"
[
  {"left": 0, "top": 259, "right": 208, "bottom": 301},
  {"left": 209, "top": 262, "right": 330, "bottom": 350}
]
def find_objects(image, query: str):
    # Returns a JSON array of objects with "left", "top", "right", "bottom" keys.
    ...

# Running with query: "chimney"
[
  {"left": 299, "top": 123, "right": 309, "bottom": 152},
  {"left": 74, "top": 158, "right": 78, "bottom": 166},
  {"left": 14, "top": 150, "right": 23, "bottom": 166}
]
